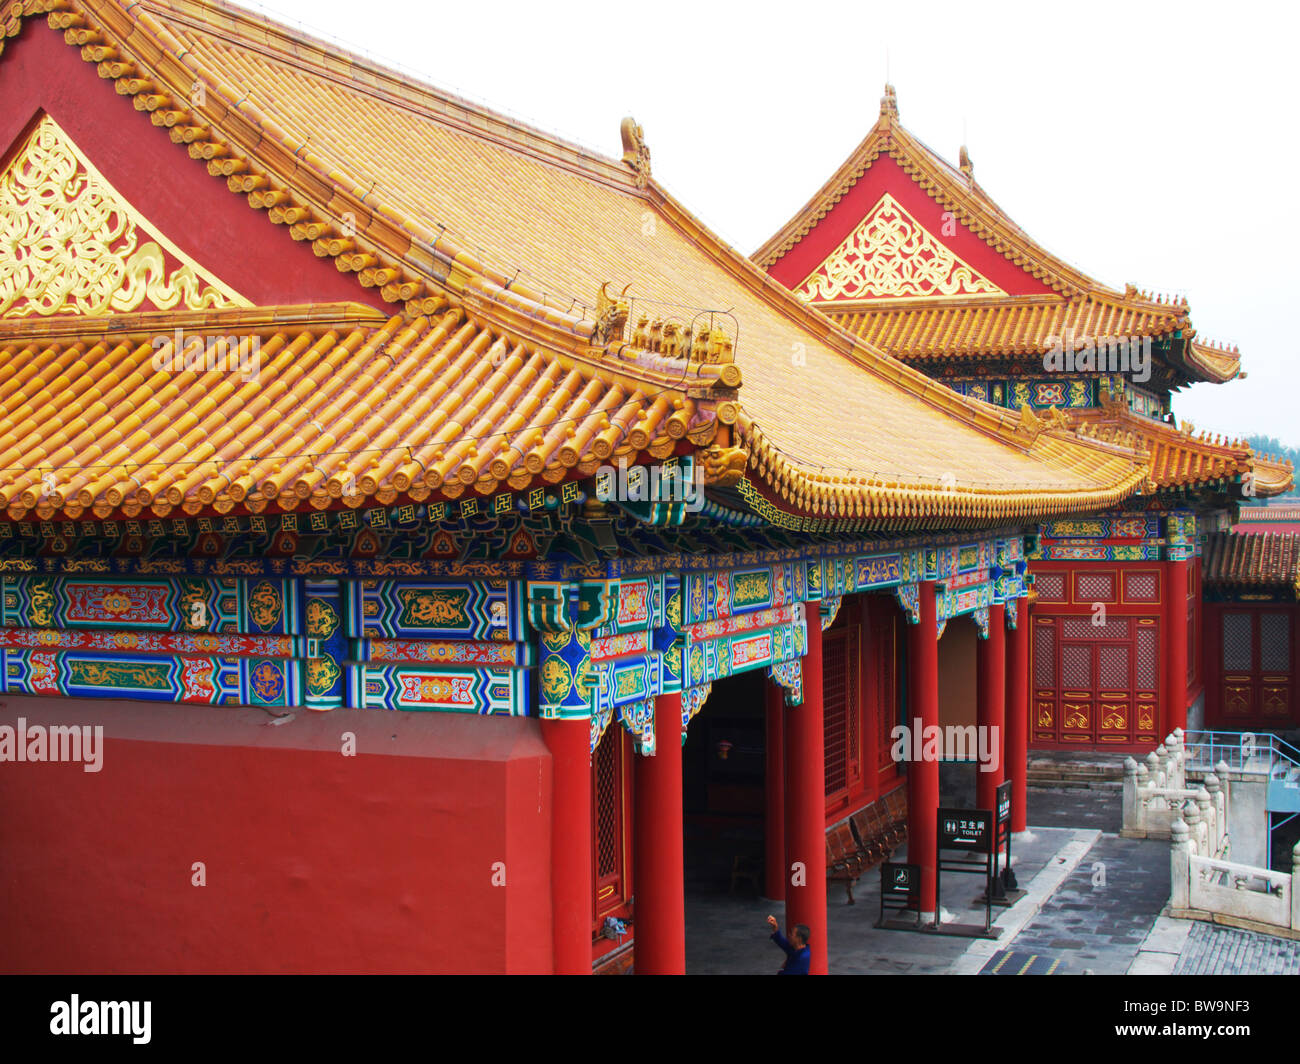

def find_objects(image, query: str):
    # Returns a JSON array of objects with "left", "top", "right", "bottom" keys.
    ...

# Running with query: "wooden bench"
[{"left": 826, "top": 822, "right": 864, "bottom": 903}]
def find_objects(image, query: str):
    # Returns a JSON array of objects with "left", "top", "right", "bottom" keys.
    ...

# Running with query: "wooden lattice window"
[
  {"left": 591, "top": 725, "right": 628, "bottom": 924},
  {"left": 1061, "top": 616, "right": 1130, "bottom": 641},
  {"left": 1034, "top": 573, "right": 1067, "bottom": 602},
  {"left": 1135, "top": 625, "right": 1158, "bottom": 690},
  {"left": 1097, "top": 644, "right": 1131, "bottom": 690},
  {"left": 823, "top": 625, "right": 859, "bottom": 798},
  {"left": 1123, "top": 571, "right": 1159, "bottom": 602},
  {"left": 1222, "top": 613, "right": 1253, "bottom": 672},
  {"left": 1061, "top": 643, "right": 1091, "bottom": 689},
  {"left": 875, "top": 604, "right": 900, "bottom": 773},
  {"left": 1033, "top": 623, "right": 1056, "bottom": 688},
  {"left": 1075, "top": 571, "right": 1116, "bottom": 603},
  {"left": 1261, "top": 613, "right": 1291, "bottom": 672}
]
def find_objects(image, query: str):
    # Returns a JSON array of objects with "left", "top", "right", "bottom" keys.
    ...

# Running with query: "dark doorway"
[{"left": 682, "top": 668, "right": 767, "bottom": 892}]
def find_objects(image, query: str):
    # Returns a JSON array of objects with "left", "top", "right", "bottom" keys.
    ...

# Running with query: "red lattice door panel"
[
  {"left": 1219, "top": 611, "right": 1293, "bottom": 725},
  {"left": 1032, "top": 613, "right": 1160, "bottom": 746},
  {"left": 591, "top": 725, "right": 631, "bottom": 927}
]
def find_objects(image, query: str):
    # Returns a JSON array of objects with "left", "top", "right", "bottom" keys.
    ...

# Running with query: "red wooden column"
[
  {"left": 764, "top": 678, "right": 786, "bottom": 901},
  {"left": 1166, "top": 558, "right": 1190, "bottom": 734},
  {"left": 539, "top": 717, "right": 592, "bottom": 975},
  {"left": 634, "top": 692, "right": 685, "bottom": 975},
  {"left": 976, "top": 602, "right": 1006, "bottom": 814},
  {"left": 785, "top": 600, "right": 827, "bottom": 974},
  {"left": 907, "top": 582, "right": 940, "bottom": 918},
  {"left": 1005, "top": 602, "right": 1030, "bottom": 833}
]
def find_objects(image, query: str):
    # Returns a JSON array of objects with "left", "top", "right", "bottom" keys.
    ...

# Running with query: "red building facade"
[{"left": 0, "top": 1, "right": 1153, "bottom": 974}]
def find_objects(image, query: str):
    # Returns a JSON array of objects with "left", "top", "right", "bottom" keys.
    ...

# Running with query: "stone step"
[
  {"left": 1027, "top": 756, "right": 1126, "bottom": 790},
  {"left": 1029, "top": 770, "right": 1123, "bottom": 785}
]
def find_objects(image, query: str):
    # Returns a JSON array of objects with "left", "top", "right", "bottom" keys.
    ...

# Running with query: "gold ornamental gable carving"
[
  {"left": 0, "top": 115, "right": 247, "bottom": 318},
  {"left": 795, "top": 192, "right": 1005, "bottom": 302}
]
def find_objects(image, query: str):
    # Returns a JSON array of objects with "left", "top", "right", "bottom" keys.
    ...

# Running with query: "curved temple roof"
[
  {"left": 0, "top": 0, "right": 1150, "bottom": 526},
  {"left": 755, "top": 86, "right": 1242, "bottom": 386},
  {"left": 1070, "top": 402, "right": 1293, "bottom": 497},
  {"left": 1204, "top": 530, "right": 1300, "bottom": 597}
]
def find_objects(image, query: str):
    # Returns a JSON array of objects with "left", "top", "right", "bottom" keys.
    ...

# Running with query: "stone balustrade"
[
  {"left": 1171, "top": 821, "right": 1300, "bottom": 937},
  {"left": 1121, "top": 730, "right": 1229, "bottom": 843}
]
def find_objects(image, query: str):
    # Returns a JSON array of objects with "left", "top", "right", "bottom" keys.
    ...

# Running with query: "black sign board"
[
  {"left": 988, "top": 780, "right": 1020, "bottom": 904},
  {"left": 996, "top": 780, "right": 1012, "bottom": 827},
  {"left": 937, "top": 808, "right": 993, "bottom": 854},
  {"left": 935, "top": 807, "right": 995, "bottom": 934},
  {"left": 883, "top": 862, "right": 917, "bottom": 896},
  {"left": 877, "top": 862, "right": 921, "bottom": 928}
]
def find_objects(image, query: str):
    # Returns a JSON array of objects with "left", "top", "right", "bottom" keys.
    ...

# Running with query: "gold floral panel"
[
  {"left": 795, "top": 192, "right": 1005, "bottom": 302},
  {"left": 1262, "top": 686, "right": 1290, "bottom": 717},
  {"left": 1062, "top": 702, "right": 1091, "bottom": 733},
  {"left": 0, "top": 114, "right": 247, "bottom": 317},
  {"left": 1099, "top": 701, "right": 1129, "bottom": 741}
]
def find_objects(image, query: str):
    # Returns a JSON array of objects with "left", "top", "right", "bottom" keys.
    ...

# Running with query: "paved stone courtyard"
[
  {"left": 683, "top": 785, "right": 1298, "bottom": 975},
  {"left": 1172, "top": 921, "right": 1300, "bottom": 975},
  {"left": 1004, "top": 831, "right": 1169, "bottom": 974}
]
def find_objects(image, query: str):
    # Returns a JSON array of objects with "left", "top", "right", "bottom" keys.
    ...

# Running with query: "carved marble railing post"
[
  {"left": 1293, "top": 842, "right": 1300, "bottom": 932},
  {"left": 1155, "top": 743, "right": 1170, "bottom": 789},
  {"left": 1196, "top": 786, "right": 1216, "bottom": 857},
  {"left": 1146, "top": 751, "right": 1162, "bottom": 790},
  {"left": 1204, "top": 774, "right": 1227, "bottom": 855},
  {"left": 1171, "top": 818, "right": 1191, "bottom": 911},
  {"left": 1215, "top": 761, "right": 1232, "bottom": 838},
  {"left": 1184, "top": 799, "right": 1203, "bottom": 857},
  {"left": 1122, "top": 757, "right": 1140, "bottom": 835},
  {"left": 1168, "top": 731, "right": 1186, "bottom": 790}
]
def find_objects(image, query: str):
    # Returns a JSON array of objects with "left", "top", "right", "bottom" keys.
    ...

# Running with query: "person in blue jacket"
[{"left": 765, "top": 915, "right": 810, "bottom": 974}]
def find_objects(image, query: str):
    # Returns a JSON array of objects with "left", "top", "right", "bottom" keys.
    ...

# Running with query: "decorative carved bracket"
[
  {"left": 767, "top": 659, "right": 803, "bottom": 707},
  {"left": 894, "top": 582, "right": 920, "bottom": 624}
]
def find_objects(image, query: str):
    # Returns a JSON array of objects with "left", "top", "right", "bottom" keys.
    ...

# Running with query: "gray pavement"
[
  {"left": 685, "top": 822, "right": 1089, "bottom": 974},
  {"left": 682, "top": 783, "right": 1300, "bottom": 975},
  {"left": 1171, "top": 921, "right": 1300, "bottom": 975},
  {"left": 1003, "top": 831, "right": 1169, "bottom": 974}
]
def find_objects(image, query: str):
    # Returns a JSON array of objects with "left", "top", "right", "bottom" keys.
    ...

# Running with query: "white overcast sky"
[{"left": 239, "top": 0, "right": 1299, "bottom": 446}]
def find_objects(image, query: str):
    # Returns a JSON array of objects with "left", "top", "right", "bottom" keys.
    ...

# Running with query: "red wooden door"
[
  {"left": 1219, "top": 610, "right": 1292, "bottom": 725},
  {"left": 1032, "top": 614, "right": 1160, "bottom": 746}
]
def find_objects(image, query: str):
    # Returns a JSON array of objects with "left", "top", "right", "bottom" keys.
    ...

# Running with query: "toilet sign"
[
  {"left": 936, "top": 807, "right": 995, "bottom": 933},
  {"left": 938, "top": 809, "right": 993, "bottom": 853}
]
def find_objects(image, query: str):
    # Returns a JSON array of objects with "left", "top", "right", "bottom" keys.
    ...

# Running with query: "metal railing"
[{"left": 1182, "top": 728, "right": 1300, "bottom": 777}]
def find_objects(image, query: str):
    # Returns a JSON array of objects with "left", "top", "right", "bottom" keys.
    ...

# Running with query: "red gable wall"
[
  {"left": 0, "top": 697, "right": 554, "bottom": 974},
  {"left": 0, "top": 20, "right": 387, "bottom": 312},
  {"left": 767, "top": 153, "right": 1055, "bottom": 300}
]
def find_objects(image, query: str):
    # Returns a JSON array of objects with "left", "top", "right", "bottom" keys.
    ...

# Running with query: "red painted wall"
[
  {"left": 0, "top": 20, "right": 387, "bottom": 311},
  {"left": 767, "top": 154, "right": 1054, "bottom": 299},
  {"left": 0, "top": 696, "right": 553, "bottom": 974}
]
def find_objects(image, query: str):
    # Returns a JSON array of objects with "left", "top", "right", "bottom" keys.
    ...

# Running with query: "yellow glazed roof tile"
[
  {"left": 1071, "top": 404, "right": 1292, "bottom": 496},
  {"left": 0, "top": 303, "right": 711, "bottom": 521},
  {"left": 0, "top": 0, "right": 1152, "bottom": 524}
]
